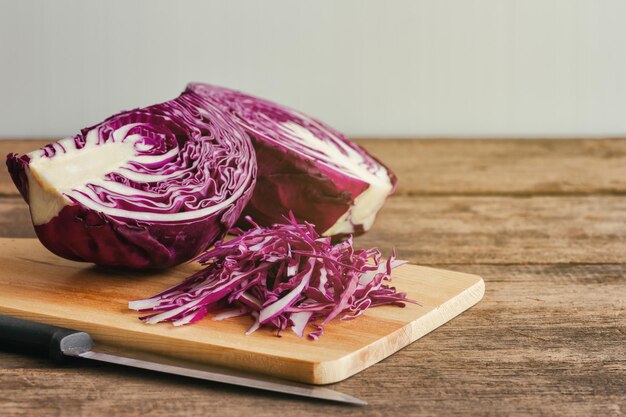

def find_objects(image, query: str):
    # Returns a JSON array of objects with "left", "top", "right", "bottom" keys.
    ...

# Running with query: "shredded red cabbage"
[{"left": 129, "top": 215, "right": 417, "bottom": 339}]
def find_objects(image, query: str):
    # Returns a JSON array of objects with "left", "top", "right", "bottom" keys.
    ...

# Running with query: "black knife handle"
[{"left": 0, "top": 314, "right": 93, "bottom": 363}]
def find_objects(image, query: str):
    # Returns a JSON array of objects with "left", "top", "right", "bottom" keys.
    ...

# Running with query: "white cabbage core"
[
  {"left": 279, "top": 122, "right": 393, "bottom": 235},
  {"left": 25, "top": 124, "right": 249, "bottom": 225},
  {"left": 27, "top": 137, "right": 136, "bottom": 225}
]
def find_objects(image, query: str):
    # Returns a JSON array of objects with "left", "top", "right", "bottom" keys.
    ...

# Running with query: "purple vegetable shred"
[{"left": 129, "top": 214, "right": 418, "bottom": 339}]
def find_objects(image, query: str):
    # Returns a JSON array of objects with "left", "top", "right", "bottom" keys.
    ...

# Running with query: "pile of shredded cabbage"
[{"left": 129, "top": 215, "right": 416, "bottom": 339}]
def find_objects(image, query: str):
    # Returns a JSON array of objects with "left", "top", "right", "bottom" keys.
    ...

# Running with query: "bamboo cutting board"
[{"left": 0, "top": 238, "right": 484, "bottom": 384}]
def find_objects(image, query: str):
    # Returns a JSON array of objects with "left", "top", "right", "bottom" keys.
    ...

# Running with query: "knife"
[{"left": 0, "top": 314, "right": 365, "bottom": 405}]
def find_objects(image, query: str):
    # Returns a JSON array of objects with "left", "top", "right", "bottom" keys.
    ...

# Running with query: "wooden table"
[{"left": 1, "top": 139, "right": 624, "bottom": 417}]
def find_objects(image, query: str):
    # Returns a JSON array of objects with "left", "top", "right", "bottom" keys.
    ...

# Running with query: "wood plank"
[
  {"left": 355, "top": 194, "right": 626, "bottom": 264},
  {"left": 0, "top": 237, "right": 484, "bottom": 384},
  {"left": 2, "top": 139, "right": 626, "bottom": 197},
  {"left": 3, "top": 194, "right": 625, "bottom": 264},
  {"left": 0, "top": 197, "right": 33, "bottom": 238},
  {"left": 1, "top": 264, "right": 623, "bottom": 417},
  {"left": 357, "top": 138, "right": 626, "bottom": 195}
]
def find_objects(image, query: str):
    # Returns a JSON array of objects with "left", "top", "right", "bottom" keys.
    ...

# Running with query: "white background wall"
[{"left": 1, "top": 0, "right": 626, "bottom": 138}]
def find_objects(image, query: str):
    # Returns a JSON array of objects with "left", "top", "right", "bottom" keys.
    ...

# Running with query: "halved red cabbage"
[
  {"left": 6, "top": 92, "right": 256, "bottom": 269},
  {"left": 186, "top": 83, "right": 397, "bottom": 238},
  {"left": 129, "top": 215, "right": 416, "bottom": 339}
]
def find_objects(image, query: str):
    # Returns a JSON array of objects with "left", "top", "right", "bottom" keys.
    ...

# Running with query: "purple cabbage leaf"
[
  {"left": 186, "top": 83, "right": 397, "bottom": 238},
  {"left": 6, "top": 92, "right": 257, "bottom": 269}
]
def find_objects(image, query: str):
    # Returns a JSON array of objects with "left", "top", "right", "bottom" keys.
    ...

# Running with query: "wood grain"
[
  {"left": 1, "top": 138, "right": 624, "bottom": 417},
  {"left": 0, "top": 198, "right": 33, "bottom": 238},
  {"left": 1, "top": 264, "right": 623, "bottom": 417},
  {"left": 2, "top": 193, "right": 625, "bottom": 264},
  {"left": 0, "top": 238, "right": 483, "bottom": 384},
  {"left": 358, "top": 138, "right": 626, "bottom": 196},
  {"left": 356, "top": 194, "right": 626, "bottom": 264}
]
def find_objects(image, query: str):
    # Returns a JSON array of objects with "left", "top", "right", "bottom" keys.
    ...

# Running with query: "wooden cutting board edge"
[
  {"left": 313, "top": 275, "right": 485, "bottom": 384},
  {"left": 0, "top": 237, "right": 486, "bottom": 385},
  {"left": 0, "top": 302, "right": 324, "bottom": 382},
  {"left": 0, "top": 274, "right": 484, "bottom": 385}
]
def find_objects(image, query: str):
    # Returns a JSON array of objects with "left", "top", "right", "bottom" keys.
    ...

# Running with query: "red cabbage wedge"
[
  {"left": 186, "top": 83, "right": 397, "bottom": 238},
  {"left": 129, "top": 215, "right": 416, "bottom": 339},
  {"left": 6, "top": 92, "right": 256, "bottom": 269}
]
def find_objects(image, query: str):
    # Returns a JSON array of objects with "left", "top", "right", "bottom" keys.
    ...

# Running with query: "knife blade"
[{"left": 0, "top": 314, "right": 365, "bottom": 405}]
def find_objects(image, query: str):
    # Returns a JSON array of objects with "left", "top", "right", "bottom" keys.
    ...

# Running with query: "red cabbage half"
[
  {"left": 7, "top": 92, "right": 256, "bottom": 269},
  {"left": 186, "top": 83, "right": 397, "bottom": 238}
]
